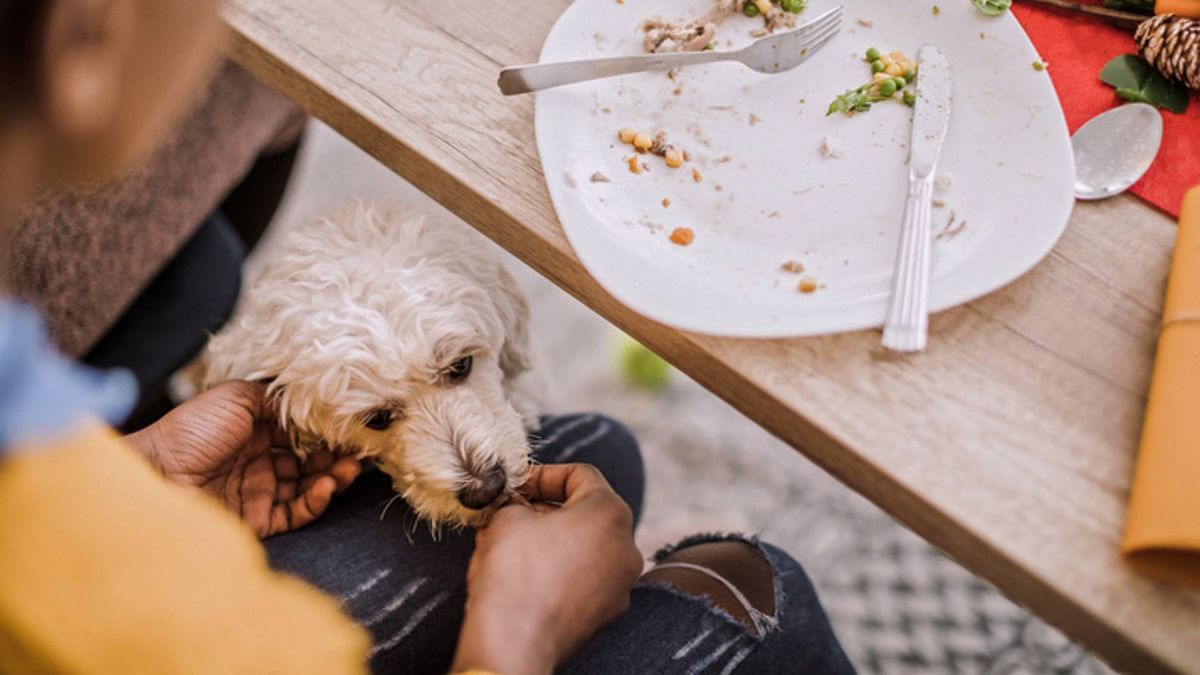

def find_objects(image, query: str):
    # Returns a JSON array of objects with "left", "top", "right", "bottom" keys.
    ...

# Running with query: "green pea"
[
  {"left": 903, "top": 68, "right": 917, "bottom": 82},
  {"left": 892, "top": 77, "right": 908, "bottom": 90},
  {"left": 870, "top": 60, "right": 885, "bottom": 74},
  {"left": 866, "top": 47, "right": 880, "bottom": 61},
  {"left": 878, "top": 79, "right": 897, "bottom": 97},
  {"left": 743, "top": 2, "right": 760, "bottom": 17},
  {"left": 903, "top": 90, "right": 917, "bottom": 106},
  {"left": 780, "top": 0, "right": 806, "bottom": 12}
]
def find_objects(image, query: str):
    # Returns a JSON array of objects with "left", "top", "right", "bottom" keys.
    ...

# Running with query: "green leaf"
[
  {"left": 1142, "top": 70, "right": 1191, "bottom": 114},
  {"left": 1100, "top": 54, "right": 1152, "bottom": 90},
  {"left": 827, "top": 86, "right": 866, "bottom": 116},
  {"left": 971, "top": 0, "right": 1012, "bottom": 16},
  {"left": 1114, "top": 87, "right": 1152, "bottom": 105},
  {"left": 1100, "top": 54, "right": 1190, "bottom": 114}
]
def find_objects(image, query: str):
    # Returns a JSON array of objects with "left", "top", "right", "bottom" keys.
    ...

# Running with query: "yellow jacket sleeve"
[{"left": 0, "top": 423, "right": 369, "bottom": 674}]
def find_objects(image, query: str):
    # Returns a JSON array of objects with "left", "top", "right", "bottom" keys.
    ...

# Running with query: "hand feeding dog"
[{"left": 203, "top": 201, "right": 542, "bottom": 532}]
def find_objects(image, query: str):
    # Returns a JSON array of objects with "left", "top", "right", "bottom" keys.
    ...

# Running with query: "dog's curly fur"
[{"left": 203, "top": 201, "right": 541, "bottom": 529}]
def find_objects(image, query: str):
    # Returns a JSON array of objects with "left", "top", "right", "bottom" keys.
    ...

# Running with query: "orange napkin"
[{"left": 1123, "top": 185, "right": 1200, "bottom": 587}]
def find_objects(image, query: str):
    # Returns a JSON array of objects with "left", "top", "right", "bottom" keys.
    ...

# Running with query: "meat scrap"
[
  {"left": 642, "top": 12, "right": 723, "bottom": 54},
  {"left": 641, "top": 0, "right": 797, "bottom": 54}
]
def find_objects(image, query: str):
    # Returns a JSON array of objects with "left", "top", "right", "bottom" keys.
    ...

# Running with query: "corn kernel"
[
  {"left": 798, "top": 277, "right": 818, "bottom": 293},
  {"left": 662, "top": 197, "right": 671, "bottom": 208},
  {"left": 692, "top": 168, "right": 703, "bottom": 183},
  {"left": 664, "top": 148, "right": 684, "bottom": 168},
  {"left": 890, "top": 51, "right": 907, "bottom": 61},
  {"left": 670, "top": 227, "right": 695, "bottom": 246},
  {"left": 618, "top": 127, "right": 637, "bottom": 144},
  {"left": 873, "top": 72, "right": 889, "bottom": 82},
  {"left": 885, "top": 63, "right": 903, "bottom": 76},
  {"left": 753, "top": 0, "right": 772, "bottom": 14},
  {"left": 627, "top": 156, "right": 642, "bottom": 174},
  {"left": 633, "top": 133, "right": 654, "bottom": 152}
]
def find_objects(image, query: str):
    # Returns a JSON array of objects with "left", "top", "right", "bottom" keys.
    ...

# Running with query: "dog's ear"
[
  {"left": 492, "top": 265, "right": 533, "bottom": 377},
  {"left": 201, "top": 295, "right": 294, "bottom": 389}
]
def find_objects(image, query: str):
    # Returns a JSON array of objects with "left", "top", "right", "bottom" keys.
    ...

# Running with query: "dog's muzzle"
[{"left": 458, "top": 466, "right": 507, "bottom": 510}]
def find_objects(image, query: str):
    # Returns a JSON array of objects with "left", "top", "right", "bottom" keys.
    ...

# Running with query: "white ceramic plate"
[{"left": 536, "top": 0, "right": 1074, "bottom": 337}]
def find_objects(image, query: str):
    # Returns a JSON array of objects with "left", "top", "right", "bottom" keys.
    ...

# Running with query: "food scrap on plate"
[
  {"left": 669, "top": 227, "right": 696, "bottom": 246},
  {"left": 828, "top": 48, "right": 919, "bottom": 115},
  {"left": 641, "top": 0, "right": 808, "bottom": 54},
  {"left": 618, "top": 128, "right": 690, "bottom": 171}
]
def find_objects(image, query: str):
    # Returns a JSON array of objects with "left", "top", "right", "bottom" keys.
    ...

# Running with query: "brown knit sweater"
[{"left": 9, "top": 60, "right": 303, "bottom": 357}]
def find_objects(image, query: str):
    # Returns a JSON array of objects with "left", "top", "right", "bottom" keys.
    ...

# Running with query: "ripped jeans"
[{"left": 264, "top": 414, "right": 855, "bottom": 674}]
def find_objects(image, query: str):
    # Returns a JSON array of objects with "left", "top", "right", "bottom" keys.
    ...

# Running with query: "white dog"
[{"left": 203, "top": 201, "right": 541, "bottom": 529}]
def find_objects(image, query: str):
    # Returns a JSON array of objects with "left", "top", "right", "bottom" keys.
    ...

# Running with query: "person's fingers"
[
  {"left": 270, "top": 422, "right": 292, "bottom": 449},
  {"left": 305, "top": 450, "right": 334, "bottom": 474},
  {"left": 239, "top": 456, "right": 278, "bottom": 537},
  {"left": 245, "top": 424, "right": 277, "bottom": 459},
  {"left": 478, "top": 498, "right": 538, "bottom": 533},
  {"left": 329, "top": 457, "right": 362, "bottom": 492},
  {"left": 519, "top": 464, "right": 613, "bottom": 506},
  {"left": 269, "top": 475, "right": 336, "bottom": 535},
  {"left": 273, "top": 453, "right": 301, "bottom": 481},
  {"left": 277, "top": 480, "right": 298, "bottom": 502}
]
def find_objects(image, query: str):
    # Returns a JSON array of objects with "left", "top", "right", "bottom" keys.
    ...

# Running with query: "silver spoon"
[{"left": 1073, "top": 103, "right": 1163, "bottom": 201}]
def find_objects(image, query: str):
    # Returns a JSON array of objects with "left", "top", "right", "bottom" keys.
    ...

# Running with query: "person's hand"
[
  {"left": 125, "top": 381, "right": 361, "bottom": 538},
  {"left": 451, "top": 464, "right": 644, "bottom": 675}
]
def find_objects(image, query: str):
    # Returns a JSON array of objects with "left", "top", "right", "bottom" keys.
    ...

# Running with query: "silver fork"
[{"left": 497, "top": 6, "right": 842, "bottom": 96}]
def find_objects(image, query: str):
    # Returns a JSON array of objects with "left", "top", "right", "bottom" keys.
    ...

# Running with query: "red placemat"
[{"left": 1011, "top": 1, "right": 1200, "bottom": 217}]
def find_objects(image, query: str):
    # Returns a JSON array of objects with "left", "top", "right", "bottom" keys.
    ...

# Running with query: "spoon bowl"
[{"left": 1073, "top": 103, "right": 1163, "bottom": 201}]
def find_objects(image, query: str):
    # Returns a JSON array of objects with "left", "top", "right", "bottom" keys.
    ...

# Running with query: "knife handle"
[{"left": 882, "top": 176, "right": 934, "bottom": 353}]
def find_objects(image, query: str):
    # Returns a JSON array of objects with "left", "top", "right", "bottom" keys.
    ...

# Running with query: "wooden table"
[{"left": 223, "top": 2, "right": 1198, "bottom": 672}]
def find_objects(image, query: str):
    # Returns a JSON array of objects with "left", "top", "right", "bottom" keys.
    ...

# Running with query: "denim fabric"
[
  {"left": 563, "top": 534, "right": 856, "bottom": 674},
  {"left": 85, "top": 211, "right": 244, "bottom": 405},
  {"left": 264, "top": 414, "right": 851, "bottom": 674},
  {"left": 0, "top": 301, "right": 137, "bottom": 453}
]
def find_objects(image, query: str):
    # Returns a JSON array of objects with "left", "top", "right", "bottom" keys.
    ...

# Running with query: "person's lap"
[
  {"left": 562, "top": 535, "right": 854, "bottom": 674},
  {"left": 263, "top": 414, "right": 852, "bottom": 674}
]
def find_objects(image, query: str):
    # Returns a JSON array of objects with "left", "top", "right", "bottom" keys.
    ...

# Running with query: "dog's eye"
[
  {"left": 363, "top": 409, "right": 395, "bottom": 431},
  {"left": 445, "top": 355, "right": 473, "bottom": 384}
]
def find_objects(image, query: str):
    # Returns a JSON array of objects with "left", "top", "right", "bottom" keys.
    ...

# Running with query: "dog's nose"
[{"left": 458, "top": 466, "right": 507, "bottom": 510}]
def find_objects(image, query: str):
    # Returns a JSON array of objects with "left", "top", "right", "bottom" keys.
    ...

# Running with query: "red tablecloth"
[{"left": 1012, "top": 1, "right": 1199, "bottom": 217}]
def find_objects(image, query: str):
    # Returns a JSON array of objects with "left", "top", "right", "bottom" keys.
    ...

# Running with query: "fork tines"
[
  {"left": 797, "top": 6, "right": 843, "bottom": 56},
  {"left": 752, "top": 5, "right": 842, "bottom": 73}
]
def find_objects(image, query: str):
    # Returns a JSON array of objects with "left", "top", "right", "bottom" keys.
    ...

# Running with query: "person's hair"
[{"left": 0, "top": 0, "right": 48, "bottom": 108}]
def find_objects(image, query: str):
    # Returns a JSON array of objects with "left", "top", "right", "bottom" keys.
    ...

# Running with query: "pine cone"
[{"left": 1136, "top": 14, "right": 1200, "bottom": 91}]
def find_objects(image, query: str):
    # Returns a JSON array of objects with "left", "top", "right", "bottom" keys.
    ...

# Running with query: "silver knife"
[{"left": 881, "top": 44, "right": 953, "bottom": 353}]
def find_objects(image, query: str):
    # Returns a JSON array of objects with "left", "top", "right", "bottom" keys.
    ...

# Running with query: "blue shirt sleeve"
[{"left": 0, "top": 301, "right": 138, "bottom": 453}]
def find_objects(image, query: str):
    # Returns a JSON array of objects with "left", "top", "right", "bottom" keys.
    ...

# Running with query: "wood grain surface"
[{"left": 222, "top": 1, "right": 1199, "bottom": 672}]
